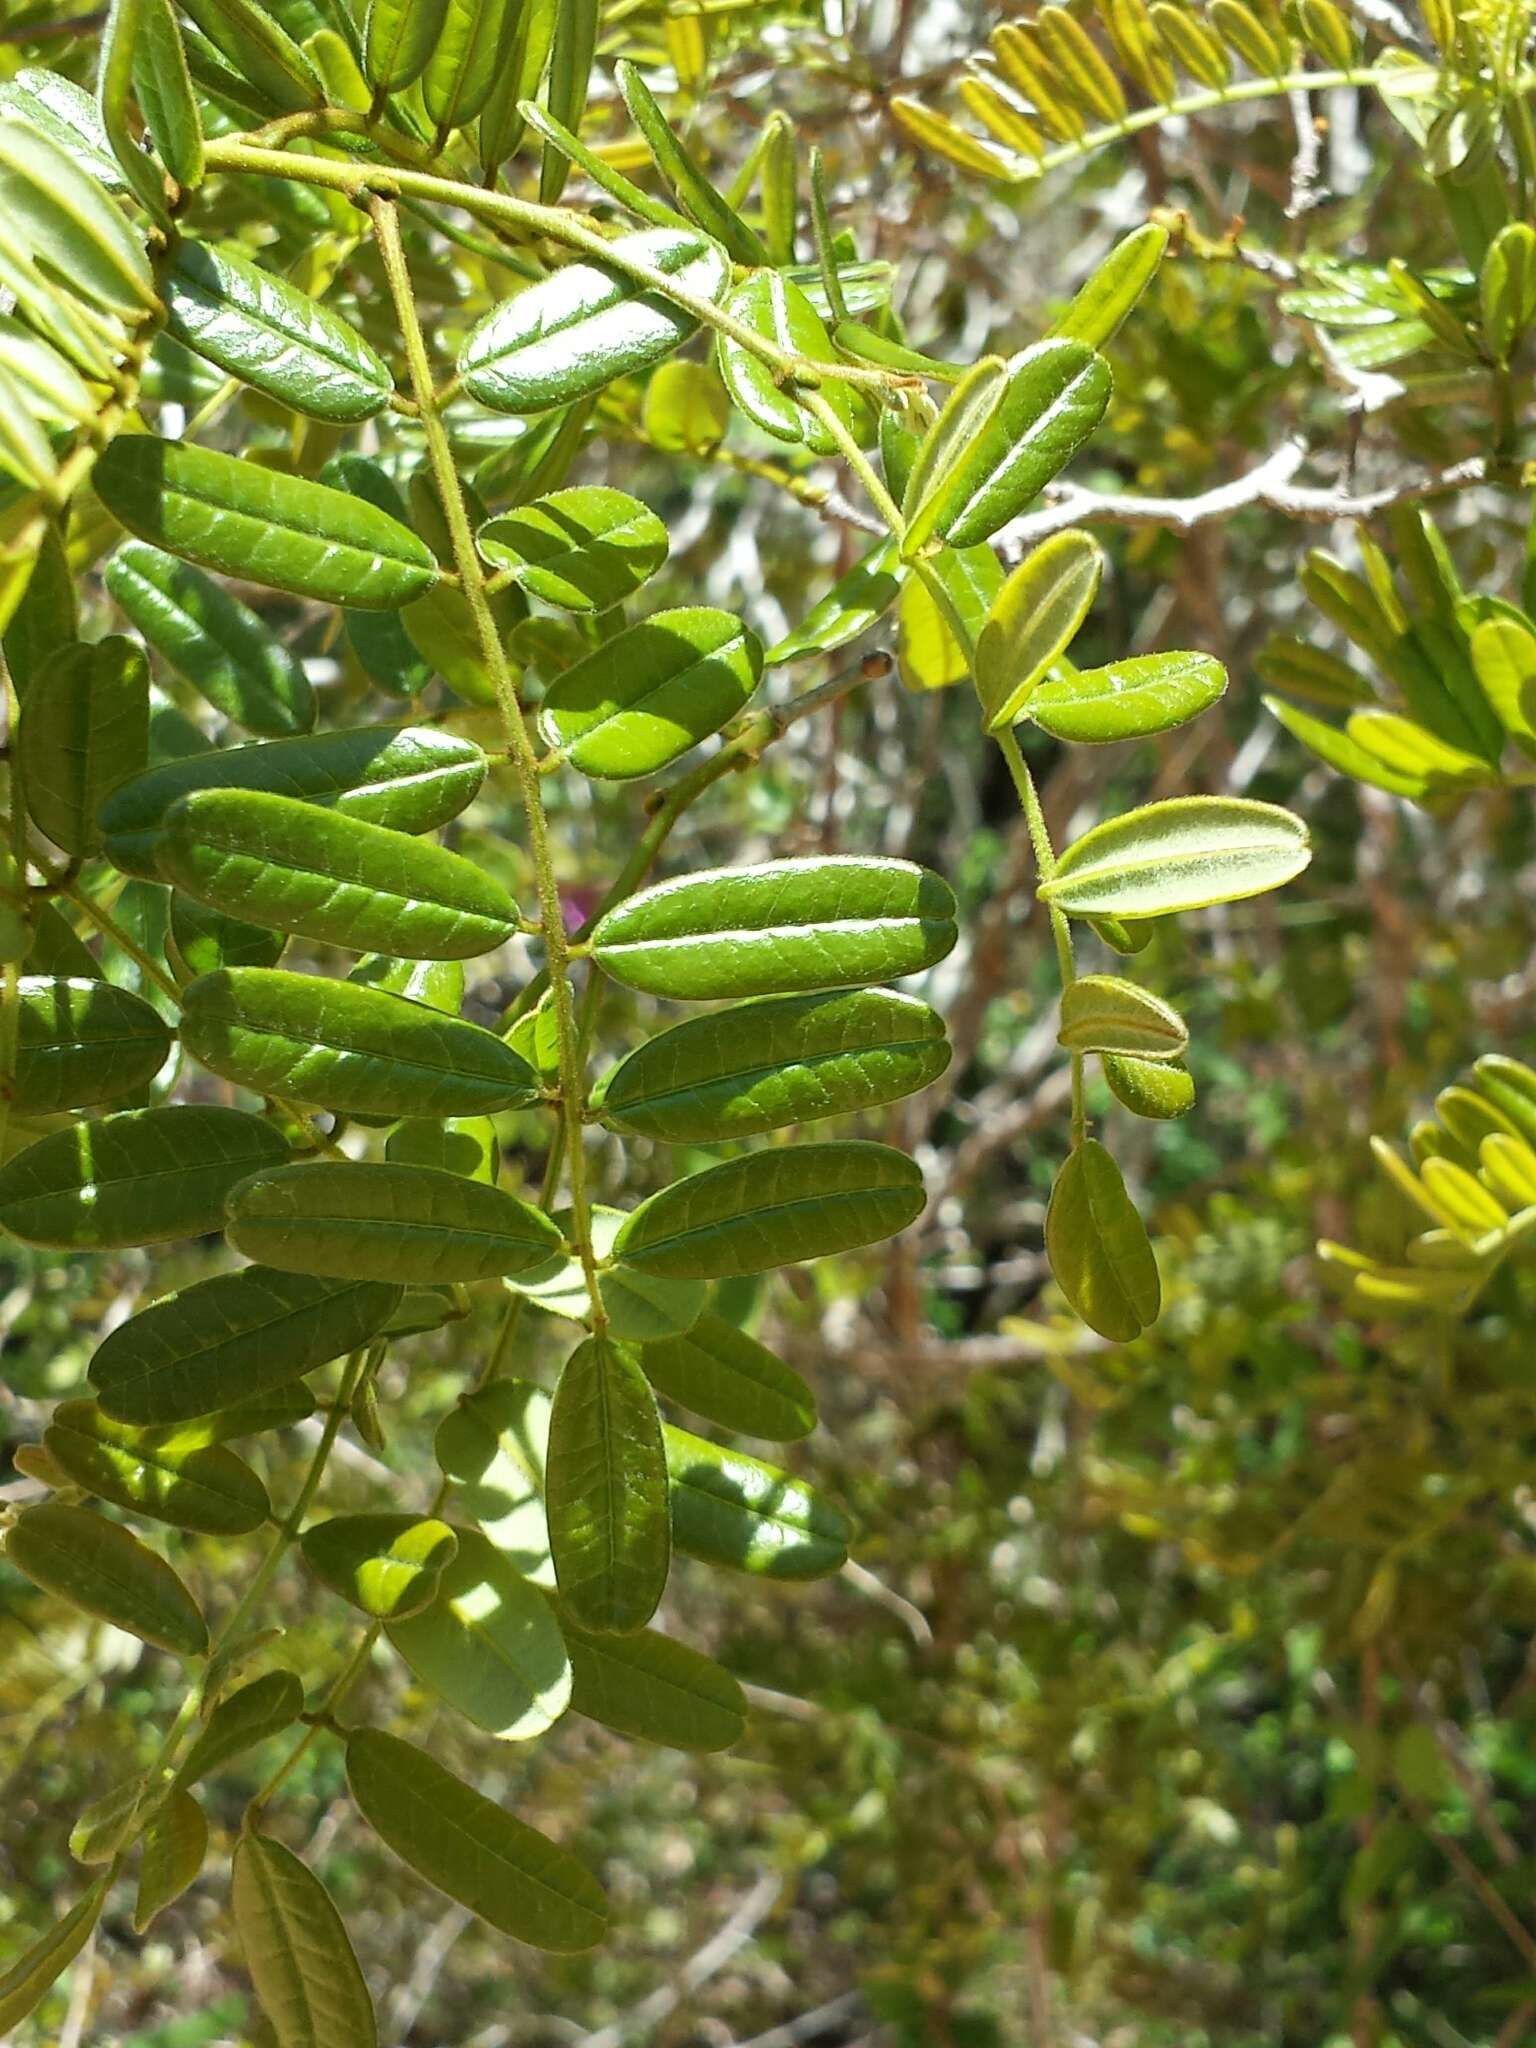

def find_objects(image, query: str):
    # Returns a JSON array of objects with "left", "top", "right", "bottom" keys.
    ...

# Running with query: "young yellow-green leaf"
[
  {"left": 160, "top": 789, "right": 520, "bottom": 959},
  {"left": 591, "top": 856, "right": 958, "bottom": 999},
  {"left": 133, "top": 0, "right": 204, "bottom": 191},
  {"left": 665, "top": 1425, "right": 849, "bottom": 1577},
  {"left": 101, "top": 724, "right": 485, "bottom": 880},
  {"left": 163, "top": 241, "right": 393, "bottom": 423},
  {"left": 1049, "top": 223, "right": 1168, "bottom": 349},
  {"left": 1029, "top": 650, "right": 1227, "bottom": 743},
  {"left": 5, "top": 1502, "right": 207, "bottom": 1655},
  {"left": 91, "top": 1266, "right": 401, "bottom": 1426},
  {"left": 106, "top": 542, "right": 316, "bottom": 738},
  {"left": 182, "top": 968, "right": 538, "bottom": 1120},
  {"left": 899, "top": 539, "right": 1003, "bottom": 693},
  {"left": 180, "top": 0, "right": 325, "bottom": 111},
  {"left": 477, "top": 487, "right": 667, "bottom": 613},
  {"left": 1265, "top": 695, "right": 1429, "bottom": 800},
  {"left": 537, "top": 0, "right": 596, "bottom": 200},
  {"left": 716, "top": 272, "right": 858, "bottom": 449},
  {"left": 642, "top": 1309, "right": 815, "bottom": 1441},
  {"left": 0, "top": 1104, "right": 288, "bottom": 1250},
  {"left": 460, "top": 229, "right": 730, "bottom": 415},
  {"left": 0, "top": 121, "right": 156, "bottom": 319},
  {"left": 386, "top": 1526, "right": 570, "bottom": 1737},
  {"left": 596, "top": 988, "right": 950, "bottom": 1143},
  {"left": 1475, "top": 1056, "right": 1536, "bottom": 1148},
  {"left": 616, "top": 59, "right": 770, "bottom": 264},
  {"left": 225, "top": 1161, "right": 563, "bottom": 1284},
  {"left": 1480, "top": 221, "right": 1536, "bottom": 363},
  {"left": 232, "top": 1834, "right": 378, "bottom": 2048},
  {"left": 975, "top": 529, "right": 1103, "bottom": 728},
  {"left": 562, "top": 1614, "right": 747, "bottom": 1751},
  {"left": 640, "top": 358, "right": 731, "bottom": 453},
  {"left": 890, "top": 95, "right": 1017, "bottom": 179},
  {"left": 363, "top": 0, "right": 447, "bottom": 91},
  {"left": 546, "top": 1334, "right": 670, "bottom": 1633},
  {"left": 346, "top": 1728, "right": 607, "bottom": 1950},
  {"left": 510, "top": 1203, "right": 707, "bottom": 1344},
  {"left": 301, "top": 1513, "right": 458, "bottom": 1620},
  {"left": 540, "top": 607, "right": 762, "bottom": 780},
  {"left": 1057, "top": 975, "right": 1188, "bottom": 1059},
  {"left": 21, "top": 638, "right": 149, "bottom": 856},
  {"left": 11, "top": 976, "right": 170, "bottom": 1113},
  {"left": 385, "top": 1114, "right": 498, "bottom": 1182},
  {"left": 1045, "top": 1139, "right": 1160, "bottom": 1342},
  {"left": 435, "top": 1379, "right": 554, "bottom": 1583},
  {"left": 95, "top": 438, "right": 438, "bottom": 610},
  {"left": 1470, "top": 615, "right": 1536, "bottom": 758},
  {"left": 1103, "top": 1052, "right": 1196, "bottom": 1120},
  {"left": 0, "top": 1881, "right": 107, "bottom": 2036},
  {"left": 1041, "top": 797, "right": 1311, "bottom": 917},
  {"left": 1034, "top": 3, "right": 1126, "bottom": 120},
  {"left": 175, "top": 1669, "right": 305, "bottom": 1788},
  {"left": 43, "top": 1399, "right": 271, "bottom": 1535},
  {"left": 616, "top": 1140, "right": 925, "bottom": 1279},
  {"left": 903, "top": 340, "right": 1112, "bottom": 555},
  {"left": 133, "top": 1789, "right": 207, "bottom": 1933},
  {"left": 764, "top": 535, "right": 906, "bottom": 666},
  {"left": 1346, "top": 708, "right": 1493, "bottom": 787}
]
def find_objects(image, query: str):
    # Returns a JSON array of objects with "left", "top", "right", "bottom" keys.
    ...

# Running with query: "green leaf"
[
  {"left": 301, "top": 1513, "right": 458, "bottom": 1619},
  {"left": 546, "top": 1335, "right": 670, "bottom": 1633},
  {"left": 537, "top": 0, "right": 595, "bottom": 199},
  {"left": 592, "top": 856, "right": 958, "bottom": 999},
  {"left": 420, "top": 0, "right": 518, "bottom": 128},
  {"left": 1480, "top": 220, "right": 1536, "bottom": 362},
  {"left": 4, "top": 1502, "right": 207, "bottom": 1655},
  {"left": 434, "top": 1380, "right": 554, "bottom": 1584},
  {"left": 11, "top": 975, "right": 170, "bottom": 1113},
  {"left": 134, "top": 1790, "right": 207, "bottom": 1933},
  {"left": 385, "top": 1525, "right": 571, "bottom": 1737},
  {"left": 1040, "top": 797, "right": 1311, "bottom": 917},
  {"left": 975, "top": 529, "right": 1103, "bottom": 728},
  {"left": 641, "top": 1309, "right": 815, "bottom": 1441},
  {"left": 180, "top": 0, "right": 324, "bottom": 110},
  {"left": 640, "top": 358, "right": 731, "bottom": 452},
  {"left": 385, "top": 1115, "right": 498, "bottom": 1182},
  {"left": 478, "top": 487, "right": 667, "bottom": 613},
  {"left": 69, "top": 1772, "right": 158, "bottom": 1865},
  {"left": 181, "top": 967, "right": 538, "bottom": 1120},
  {"left": 175, "top": 1669, "right": 305, "bottom": 1787},
  {"left": 0, "top": 70, "right": 121, "bottom": 190},
  {"left": 91, "top": 1266, "right": 401, "bottom": 1426},
  {"left": 169, "top": 895, "right": 287, "bottom": 978},
  {"left": 616, "top": 60, "right": 769, "bottom": 265},
  {"left": 363, "top": 0, "right": 447, "bottom": 92},
  {"left": 225, "top": 1161, "right": 563, "bottom": 1284},
  {"left": 0, "top": 1104, "right": 289, "bottom": 1250},
  {"left": 0, "top": 120, "right": 156, "bottom": 319},
  {"left": 716, "top": 272, "right": 858, "bottom": 449},
  {"left": 596, "top": 988, "right": 950, "bottom": 1143},
  {"left": 616, "top": 1140, "right": 925, "bottom": 1279},
  {"left": 346, "top": 1727, "right": 607, "bottom": 1950},
  {"left": 562, "top": 1614, "right": 747, "bottom": 1751},
  {"left": 1057, "top": 975, "right": 1188, "bottom": 1059},
  {"left": 349, "top": 953, "right": 465, "bottom": 1011},
  {"left": 764, "top": 535, "right": 906, "bottom": 666},
  {"left": 460, "top": 229, "right": 730, "bottom": 415},
  {"left": 1265, "top": 694, "right": 1430, "bottom": 800},
  {"left": 43, "top": 1399, "right": 271, "bottom": 1535},
  {"left": 0, "top": 1881, "right": 107, "bottom": 2036},
  {"left": 105, "top": 542, "right": 316, "bottom": 737},
  {"left": 101, "top": 723, "right": 485, "bottom": 881},
  {"left": 1102, "top": 1052, "right": 1196, "bottom": 1120},
  {"left": 1028, "top": 650, "right": 1227, "bottom": 743},
  {"left": 94, "top": 438, "right": 438, "bottom": 610},
  {"left": 3, "top": 520, "right": 77, "bottom": 698},
  {"left": 232, "top": 1834, "right": 377, "bottom": 2048},
  {"left": 132, "top": 0, "right": 205, "bottom": 193},
  {"left": 510, "top": 1205, "right": 708, "bottom": 1342},
  {"left": 540, "top": 606, "right": 762, "bottom": 780},
  {"left": 1049, "top": 223, "right": 1168, "bottom": 348},
  {"left": 1470, "top": 615, "right": 1536, "bottom": 758},
  {"left": 21, "top": 638, "right": 149, "bottom": 856},
  {"left": 666, "top": 1425, "right": 849, "bottom": 1578},
  {"left": 903, "top": 340, "right": 1111, "bottom": 555},
  {"left": 1045, "top": 1139, "right": 1160, "bottom": 1342},
  {"left": 898, "top": 541, "right": 1004, "bottom": 692},
  {"left": 160, "top": 789, "right": 520, "bottom": 959},
  {"left": 163, "top": 241, "right": 392, "bottom": 423}
]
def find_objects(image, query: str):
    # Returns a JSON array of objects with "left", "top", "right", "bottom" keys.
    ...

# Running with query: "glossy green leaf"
[
  {"left": 616, "top": 59, "right": 768, "bottom": 264},
  {"left": 101, "top": 723, "right": 485, "bottom": 881},
  {"left": 232, "top": 1833, "right": 377, "bottom": 2048},
  {"left": 346, "top": 1727, "right": 607, "bottom": 1950},
  {"left": 0, "top": 1881, "right": 107, "bottom": 2036},
  {"left": 477, "top": 487, "right": 667, "bottom": 613},
  {"left": 363, "top": 0, "right": 447, "bottom": 91},
  {"left": 616, "top": 1140, "right": 926, "bottom": 1279},
  {"left": 764, "top": 536, "right": 905, "bottom": 666},
  {"left": 903, "top": 340, "right": 1112, "bottom": 556},
  {"left": 95, "top": 438, "right": 438, "bottom": 610},
  {"left": 43, "top": 1399, "right": 270, "bottom": 1534},
  {"left": 0, "top": 70, "right": 120, "bottom": 189},
  {"left": 11, "top": 976, "right": 169, "bottom": 1113},
  {"left": 0, "top": 120, "right": 156, "bottom": 319},
  {"left": 169, "top": 895, "right": 286, "bottom": 978},
  {"left": 350, "top": 953, "right": 465, "bottom": 1012},
  {"left": 182, "top": 968, "right": 537, "bottom": 1120},
  {"left": 301, "top": 1513, "right": 458, "bottom": 1619},
  {"left": 540, "top": 607, "right": 762, "bottom": 780},
  {"left": 134, "top": 1790, "right": 207, "bottom": 1933},
  {"left": 1045, "top": 1139, "right": 1160, "bottom": 1342},
  {"left": 562, "top": 1614, "right": 747, "bottom": 1751},
  {"left": 4, "top": 1502, "right": 207, "bottom": 1655},
  {"left": 386, "top": 1114, "right": 498, "bottom": 1182},
  {"left": 1029, "top": 650, "right": 1227, "bottom": 743},
  {"left": 666, "top": 1425, "right": 849, "bottom": 1578},
  {"left": 460, "top": 229, "right": 731, "bottom": 415},
  {"left": 434, "top": 1380, "right": 554, "bottom": 1584},
  {"left": 21, "top": 637, "right": 148, "bottom": 856},
  {"left": 0, "top": 1105, "right": 288, "bottom": 1250},
  {"left": 591, "top": 856, "right": 958, "bottom": 999},
  {"left": 386, "top": 1526, "right": 570, "bottom": 1737},
  {"left": 175, "top": 1669, "right": 305, "bottom": 1787},
  {"left": 537, "top": 0, "right": 596, "bottom": 198},
  {"left": 597, "top": 988, "right": 950, "bottom": 1143},
  {"left": 975, "top": 530, "right": 1103, "bottom": 728},
  {"left": 133, "top": 0, "right": 205, "bottom": 193},
  {"left": 91, "top": 1265, "right": 400, "bottom": 1427},
  {"left": 717, "top": 272, "right": 857, "bottom": 448},
  {"left": 1057, "top": 975, "right": 1188, "bottom": 1059},
  {"left": 1103, "top": 1052, "right": 1195, "bottom": 1120},
  {"left": 1040, "top": 798, "right": 1312, "bottom": 917},
  {"left": 546, "top": 1335, "right": 670, "bottom": 1633},
  {"left": 160, "top": 789, "right": 520, "bottom": 959},
  {"left": 225, "top": 1161, "right": 562, "bottom": 1284},
  {"left": 641, "top": 1309, "right": 815, "bottom": 1441},
  {"left": 1050, "top": 223, "right": 1168, "bottom": 348},
  {"left": 179, "top": 0, "right": 324, "bottom": 111}
]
